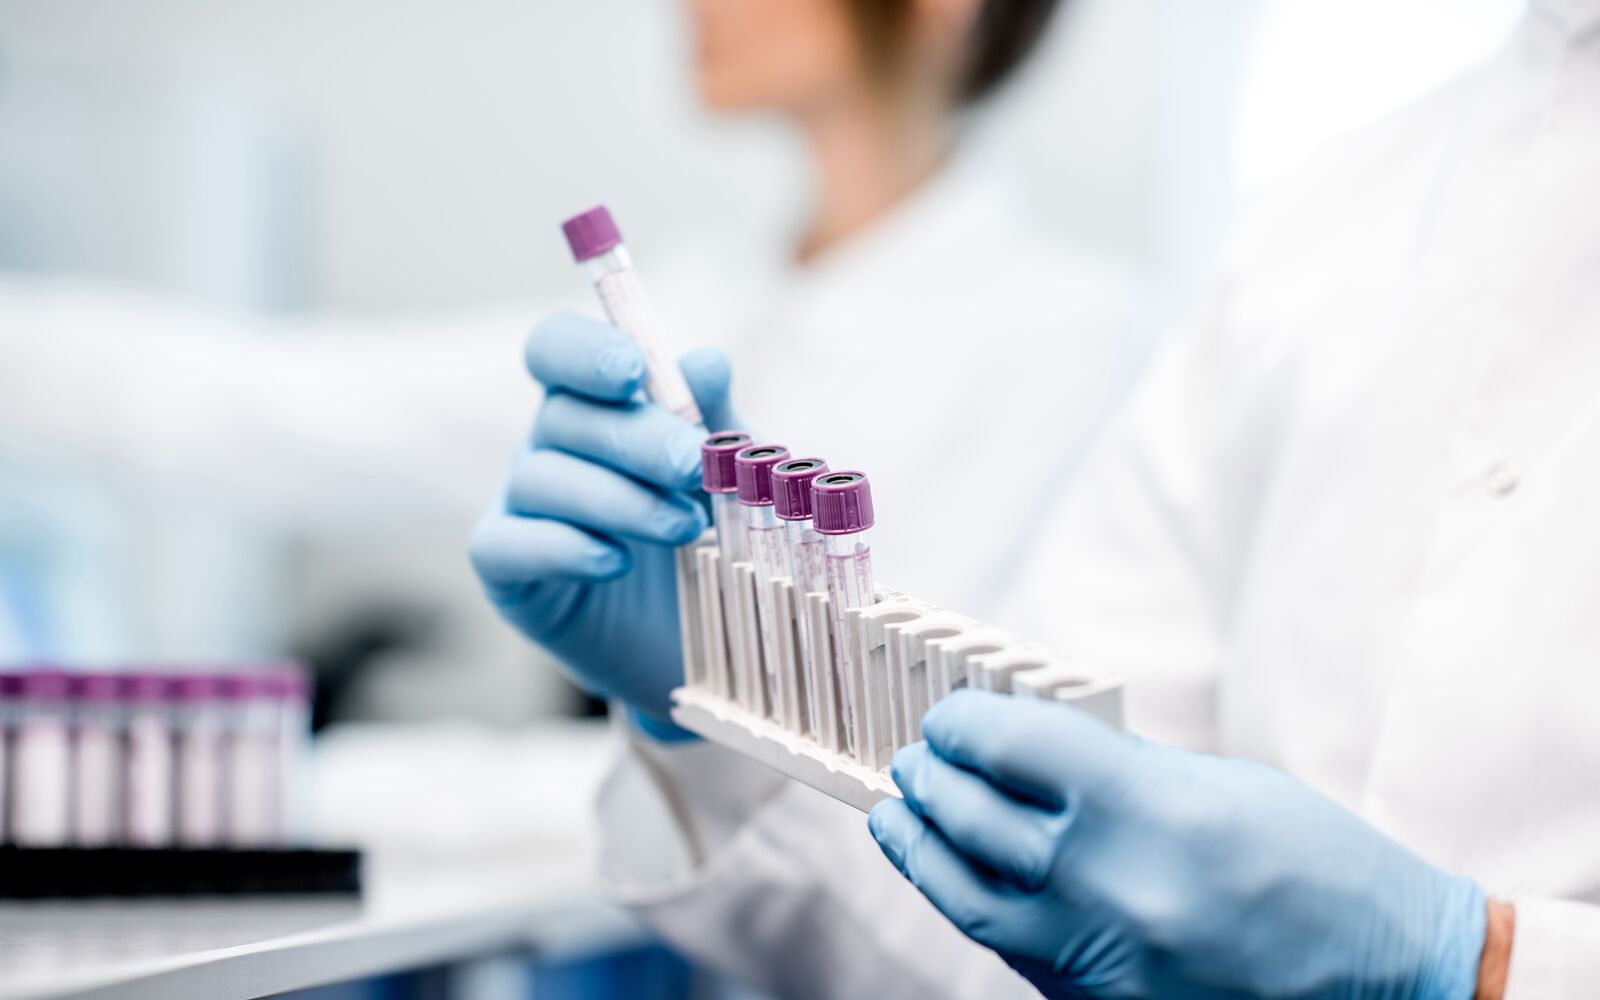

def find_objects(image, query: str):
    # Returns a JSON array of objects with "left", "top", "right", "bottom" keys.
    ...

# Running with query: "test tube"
[
  {"left": 735, "top": 444, "right": 793, "bottom": 720},
  {"left": 702, "top": 432, "right": 753, "bottom": 567},
  {"left": 11, "top": 669, "right": 70, "bottom": 846},
  {"left": 0, "top": 673, "right": 14, "bottom": 841},
  {"left": 773, "top": 458, "right": 830, "bottom": 737},
  {"left": 69, "top": 672, "right": 122, "bottom": 847},
  {"left": 563, "top": 205, "right": 704, "bottom": 427},
  {"left": 269, "top": 665, "right": 312, "bottom": 842},
  {"left": 223, "top": 671, "right": 280, "bottom": 846},
  {"left": 174, "top": 673, "right": 226, "bottom": 847},
  {"left": 123, "top": 672, "right": 175, "bottom": 847},
  {"left": 813, "top": 473, "right": 876, "bottom": 756}
]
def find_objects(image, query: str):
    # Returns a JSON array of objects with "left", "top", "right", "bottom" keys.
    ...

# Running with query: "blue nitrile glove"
[
  {"left": 469, "top": 312, "right": 740, "bottom": 737},
  {"left": 869, "top": 690, "right": 1487, "bottom": 1000}
]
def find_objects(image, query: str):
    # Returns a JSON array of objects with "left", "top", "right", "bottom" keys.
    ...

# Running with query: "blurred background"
[
  {"left": 0, "top": 0, "right": 1530, "bottom": 995},
  {"left": 0, "top": 0, "right": 1525, "bottom": 726}
]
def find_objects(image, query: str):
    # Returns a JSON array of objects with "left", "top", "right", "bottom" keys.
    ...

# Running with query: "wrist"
[{"left": 1474, "top": 900, "right": 1515, "bottom": 1000}]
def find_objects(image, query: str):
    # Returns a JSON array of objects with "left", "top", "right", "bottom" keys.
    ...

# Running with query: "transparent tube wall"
[
  {"left": 824, "top": 528, "right": 874, "bottom": 754},
  {"left": 711, "top": 492, "right": 750, "bottom": 567},
  {"left": 746, "top": 504, "right": 788, "bottom": 717},
  {"left": 785, "top": 519, "right": 828, "bottom": 736},
  {"left": 584, "top": 247, "right": 704, "bottom": 427}
]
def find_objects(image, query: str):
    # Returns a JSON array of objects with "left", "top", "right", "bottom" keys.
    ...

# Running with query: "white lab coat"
[{"left": 596, "top": 4, "right": 1600, "bottom": 997}]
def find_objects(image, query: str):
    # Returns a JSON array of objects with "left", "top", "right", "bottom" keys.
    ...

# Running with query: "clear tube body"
[
  {"left": 124, "top": 702, "right": 174, "bottom": 846},
  {"left": 71, "top": 700, "right": 121, "bottom": 846},
  {"left": 746, "top": 504, "right": 787, "bottom": 717},
  {"left": 226, "top": 695, "right": 282, "bottom": 846},
  {"left": 176, "top": 700, "right": 226, "bottom": 846},
  {"left": 823, "top": 528, "right": 874, "bottom": 755},
  {"left": 711, "top": 492, "right": 750, "bottom": 567},
  {"left": 12, "top": 695, "right": 70, "bottom": 845},
  {"left": 584, "top": 247, "right": 704, "bottom": 427},
  {"left": 784, "top": 518, "right": 828, "bottom": 737}
]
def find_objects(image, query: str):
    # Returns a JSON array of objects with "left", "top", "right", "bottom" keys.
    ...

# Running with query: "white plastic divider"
[{"left": 670, "top": 542, "right": 1125, "bottom": 813}]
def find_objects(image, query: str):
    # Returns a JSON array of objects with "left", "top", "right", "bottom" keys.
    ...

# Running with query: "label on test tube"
[
  {"left": 814, "top": 473, "right": 876, "bottom": 756},
  {"left": 175, "top": 674, "right": 226, "bottom": 847},
  {"left": 70, "top": 673, "right": 122, "bottom": 847},
  {"left": 736, "top": 444, "right": 792, "bottom": 722},
  {"left": 123, "top": 672, "right": 175, "bottom": 847},
  {"left": 774, "top": 458, "right": 830, "bottom": 737},
  {"left": 11, "top": 670, "right": 70, "bottom": 845},
  {"left": 563, "top": 206, "right": 704, "bottom": 427}
]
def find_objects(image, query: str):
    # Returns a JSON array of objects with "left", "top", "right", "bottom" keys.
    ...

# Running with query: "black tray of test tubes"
[{"left": 0, "top": 845, "right": 362, "bottom": 899}]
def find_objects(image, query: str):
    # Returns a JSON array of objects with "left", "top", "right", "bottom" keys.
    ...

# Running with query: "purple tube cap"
[
  {"left": 561, "top": 205, "right": 622, "bottom": 262},
  {"left": 813, "top": 471, "right": 875, "bottom": 534},
  {"left": 735, "top": 444, "right": 791, "bottom": 506},
  {"left": 172, "top": 673, "right": 223, "bottom": 702},
  {"left": 19, "top": 668, "right": 69, "bottom": 700},
  {"left": 701, "top": 431, "right": 752, "bottom": 494},
  {"left": 220, "top": 671, "right": 276, "bottom": 701},
  {"left": 69, "top": 672, "right": 121, "bottom": 702},
  {"left": 122, "top": 672, "right": 172, "bottom": 702},
  {"left": 773, "top": 458, "right": 830, "bottom": 520}
]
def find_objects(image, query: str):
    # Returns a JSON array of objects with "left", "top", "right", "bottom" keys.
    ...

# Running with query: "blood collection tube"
[
  {"left": 174, "top": 673, "right": 226, "bottom": 846},
  {"left": 223, "top": 671, "right": 279, "bottom": 846},
  {"left": 268, "top": 665, "right": 312, "bottom": 842},
  {"left": 773, "top": 458, "right": 830, "bottom": 736},
  {"left": 563, "top": 205, "right": 704, "bottom": 427},
  {"left": 813, "top": 473, "right": 876, "bottom": 756},
  {"left": 0, "top": 673, "right": 14, "bottom": 841},
  {"left": 735, "top": 444, "right": 792, "bottom": 718},
  {"left": 123, "top": 672, "right": 175, "bottom": 846},
  {"left": 69, "top": 672, "right": 122, "bottom": 846},
  {"left": 702, "top": 432, "right": 753, "bottom": 568},
  {"left": 12, "top": 669, "right": 71, "bottom": 845}
]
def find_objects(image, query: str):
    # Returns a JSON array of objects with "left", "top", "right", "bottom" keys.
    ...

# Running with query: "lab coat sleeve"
[
  {"left": 0, "top": 278, "right": 537, "bottom": 529},
  {"left": 597, "top": 724, "right": 1037, "bottom": 1000},
  {"left": 1502, "top": 897, "right": 1600, "bottom": 1000}
]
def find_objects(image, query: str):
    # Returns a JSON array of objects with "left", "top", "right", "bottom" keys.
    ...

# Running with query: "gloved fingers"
[
  {"left": 468, "top": 512, "right": 629, "bottom": 594},
  {"left": 869, "top": 799, "right": 1037, "bottom": 957},
  {"left": 524, "top": 312, "right": 647, "bottom": 402},
  {"left": 507, "top": 449, "right": 707, "bottom": 546},
  {"left": 922, "top": 689, "right": 1132, "bottom": 809},
  {"left": 680, "top": 346, "right": 743, "bottom": 434},
  {"left": 535, "top": 391, "right": 704, "bottom": 492},
  {"left": 891, "top": 743, "right": 1061, "bottom": 892}
]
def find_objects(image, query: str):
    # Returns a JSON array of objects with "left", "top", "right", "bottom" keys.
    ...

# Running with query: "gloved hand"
[
  {"left": 469, "top": 312, "right": 739, "bottom": 734},
  {"left": 869, "top": 690, "right": 1488, "bottom": 1000}
]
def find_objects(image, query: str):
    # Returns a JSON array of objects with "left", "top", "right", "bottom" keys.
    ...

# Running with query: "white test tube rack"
[{"left": 669, "top": 533, "right": 1125, "bottom": 813}]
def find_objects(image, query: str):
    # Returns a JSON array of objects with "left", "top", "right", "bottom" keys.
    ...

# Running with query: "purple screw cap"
[
  {"left": 69, "top": 672, "right": 121, "bottom": 702},
  {"left": 20, "top": 668, "right": 69, "bottom": 700},
  {"left": 773, "top": 458, "right": 830, "bottom": 520},
  {"left": 735, "top": 445, "right": 791, "bottom": 506},
  {"left": 701, "top": 431, "right": 752, "bottom": 494},
  {"left": 172, "top": 673, "right": 222, "bottom": 702},
  {"left": 561, "top": 205, "right": 623, "bottom": 262},
  {"left": 0, "top": 673, "right": 21, "bottom": 698},
  {"left": 812, "top": 472, "right": 875, "bottom": 534},
  {"left": 122, "top": 671, "right": 172, "bottom": 703}
]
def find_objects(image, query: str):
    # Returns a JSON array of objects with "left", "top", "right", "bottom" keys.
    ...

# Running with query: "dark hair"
[{"left": 848, "top": 0, "right": 1063, "bottom": 105}]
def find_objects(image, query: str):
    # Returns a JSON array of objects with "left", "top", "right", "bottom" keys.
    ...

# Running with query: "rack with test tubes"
[{"left": 668, "top": 436, "right": 1125, "bottom": 813}]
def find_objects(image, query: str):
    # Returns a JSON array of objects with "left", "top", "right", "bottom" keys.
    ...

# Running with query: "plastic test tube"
[
  {"left": 563, "top": 205, "right": 703, "bottom": 427},
  {"left": 224, "top": 671, "right": 281, "bottom": 846},
  {"left": 123, "top": 672, "right": 175, "bottom": 847},
  {"left": 12, "top": 669, "right": 70, "bottom": 845},
  {"left": 0, "top": 673, "right": 16, "bottom": 842},
  {"left": 269, "top": 665, "right": 312, "bottom": 842},
  {"left": 70, "top": 672, "right": 122, "bottom": 847},
  {"left": 772, "top": 458, "right": 830, "bottom": 737},
  {"left": 735, "top": 444, "right": 793, "bottom": 720},
  {"left": 174, "top": 673, "right": 226, "bottom": 846},
  {"left": 813, "top": 473, "right": 876, "bottom": 757},
  {"left": 702, "top": 433, "right": 754, "bottom": 569}
]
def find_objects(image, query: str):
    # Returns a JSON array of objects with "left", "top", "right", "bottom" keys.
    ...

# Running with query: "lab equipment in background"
[
  {"left": 11, "top": 669, "right": 70, "bottom": 845},
  {"left": 673, "top": 468, "right": 1123, "bottom": 811},
  {"left": 773, "top": 458, "right": 830, "bottom": 739},
  {"left": 562, "top": 205, "right": 703, "bottom": 427},
  {"left": 124, "top": 672, "right": 175, "bottom": 846},
  {"left": 69, "top": 673, "right": 120, "bottom": 846},
  {"left": 0, "top": 665, "right": 311, "bottom": 848},
  {"left": 815, "top": 472, "right": 875, "bottom": 754},
  {"left": 735, "top": 444, "right": 792, "bottom": 724}
]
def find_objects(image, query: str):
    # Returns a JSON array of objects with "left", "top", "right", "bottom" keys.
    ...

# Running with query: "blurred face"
[{"left": 687, "top": 0, "right": 874, "bottom": 115}]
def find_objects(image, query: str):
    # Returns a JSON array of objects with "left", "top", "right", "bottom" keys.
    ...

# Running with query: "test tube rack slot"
[{"left": 670, "top": 534, "right": 1125, "bottom": 813}]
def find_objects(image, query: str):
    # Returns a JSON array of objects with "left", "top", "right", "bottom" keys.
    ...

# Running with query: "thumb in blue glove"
[
  {"left": 469, "top": 312, "right": 741, "bottom": 735},
  {"left": 869, "top": 689, "right": 1488, "bottom": 1000}
]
